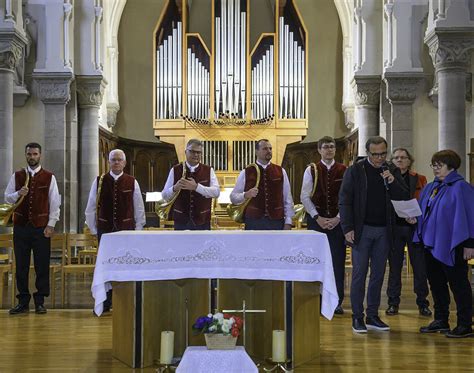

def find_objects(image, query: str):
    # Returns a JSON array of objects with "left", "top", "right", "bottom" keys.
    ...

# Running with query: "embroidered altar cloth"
[{"left": 91, "top": 230, "right": 337, "bottom": 318}]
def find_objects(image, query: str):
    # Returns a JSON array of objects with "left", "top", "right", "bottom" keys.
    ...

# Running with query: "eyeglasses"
[
  {"left": 186, "top": 149, "right": 202, "bottom": 155},
  {"left": 392, "top": 156, "right": 408, "bottom": 160},
  {"left": 321, "top": 145, "right": 336, "bottom": 150},
  {"left": 110, "top": 158, "right": 124, "bottom": 163},
  {"left": 369, "top": 152, "right": 387, "bottom": 158},
  {"left": 430, "top": 163, "right": 444, "bottom": 170}
]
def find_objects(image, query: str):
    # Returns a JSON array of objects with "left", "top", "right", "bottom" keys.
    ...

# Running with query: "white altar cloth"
[
  {"left": 91, "top": 230, "right": 338, "bottom": 318},
  {"left": 176, "top": 346, "right": 258, "bottom": 373}
]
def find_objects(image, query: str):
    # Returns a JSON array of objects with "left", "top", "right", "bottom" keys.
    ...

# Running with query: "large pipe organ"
[{"left": 153, "top": 0, "right": 308, "bottom": 184}]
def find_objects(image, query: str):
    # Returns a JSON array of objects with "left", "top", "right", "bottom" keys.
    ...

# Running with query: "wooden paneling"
[{"left": 99, "top": 128, "right": 178, "bottom": 214}]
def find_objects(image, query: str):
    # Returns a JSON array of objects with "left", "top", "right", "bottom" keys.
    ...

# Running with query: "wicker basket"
[{"left": 204, "top": 333, "right": 237, "bottom": 350}]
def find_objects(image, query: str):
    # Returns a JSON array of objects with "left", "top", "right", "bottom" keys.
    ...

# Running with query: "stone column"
[
  {"left": 0, "top": 34, "right": 25, "bottom": 199},
  {"left": 352, "top": 75, "right": 381, "bottom": 155},
  {"left": 384, "top": 73, "right": 424, "bottom": 154},
  {"left": 34, "top": 72, "right": 73, "bottom": 231},
  {"left": 76, "top": 75, "right": 106, "bottom": 231},
  {"left": 425, "top": 32, "right": 474, "bottom": 176}
]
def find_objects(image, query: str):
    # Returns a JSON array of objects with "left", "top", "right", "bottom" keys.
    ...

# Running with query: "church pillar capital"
[
  {"left": 351, "top": 75, "right": 381, "bottom": 107},
  {"left": 76, "top": 75, "right": 107, "bottom": 108},
  {"left": 33, "top": 72, "right": 73, "bottom": 104},
  {"left": 0, "top": 31, "right": 26, "bottom": 71},
  {"left": 425, "top": 30, "right": 474, "bottom": 72},
  {"left": 383, "top": 72, "right": 424, "bottom": 105}
]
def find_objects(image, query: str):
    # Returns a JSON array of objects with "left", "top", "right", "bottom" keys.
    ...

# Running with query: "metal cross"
[{"left": 222, "top": 300, "right": 266, "bottom": 347}]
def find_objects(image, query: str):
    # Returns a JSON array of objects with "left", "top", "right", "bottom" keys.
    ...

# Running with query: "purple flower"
[{"left": 193, "top": 316, "right": 212, "bottom": 330}]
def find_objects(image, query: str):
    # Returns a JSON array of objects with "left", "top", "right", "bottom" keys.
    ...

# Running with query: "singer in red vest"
[
  {"left": 301, "top": 136, "right": 347, "bottom": 315},
  {"left": 162, "top": 139, "right": 220, "bottom": 230},
  {"left": 5, "top": 143, "right": 61, "bottom": 315},
  {"left": 230, "top": 139, "right": 294, "bottom": 230},
  {"left": 85, "top": 148, "right": 146, "bottom": 312}
]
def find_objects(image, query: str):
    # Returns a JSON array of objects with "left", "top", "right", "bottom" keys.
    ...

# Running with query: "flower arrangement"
[{"left": 193, "top": 312, "right": 243, "bottom": 338}]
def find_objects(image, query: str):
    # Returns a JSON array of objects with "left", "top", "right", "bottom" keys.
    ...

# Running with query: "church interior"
[{"left": 1, "top": 0, "right": 473, "bottom": 371}]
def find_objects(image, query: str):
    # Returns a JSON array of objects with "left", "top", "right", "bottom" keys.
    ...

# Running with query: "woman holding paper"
[{"left": 412, "top": 150, "right": 474, "bottom": 338}]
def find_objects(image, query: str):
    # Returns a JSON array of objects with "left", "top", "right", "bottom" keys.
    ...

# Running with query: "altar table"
[{"left": 91, "top": 230, "right": 338, "bottom": 368}]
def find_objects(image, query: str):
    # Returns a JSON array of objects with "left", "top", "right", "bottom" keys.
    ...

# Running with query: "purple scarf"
[{"left": 413, "top": 170, "right": 474, "bottom": 266}]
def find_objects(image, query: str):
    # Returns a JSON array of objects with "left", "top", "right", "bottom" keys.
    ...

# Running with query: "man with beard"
[
  {"left": 5, "top": 143, "right": 61, "bottom": 315},
  {"left": 230, "top": 139, "right": 294, "bottom": 230}
]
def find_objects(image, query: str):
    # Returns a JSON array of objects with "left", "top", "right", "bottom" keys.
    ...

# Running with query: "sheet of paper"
[
  {"left": 391, "top": 198, "right": 422, "bottom": 218},
  {"left": 146, "top": 192, "right": 162, "bottom": 202}
]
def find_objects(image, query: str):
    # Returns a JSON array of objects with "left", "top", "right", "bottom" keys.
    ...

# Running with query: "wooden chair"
[
  {"left": 62, "top": 233, "right": 98, "bottom": 307},
  {"left": 0, "top": 234, "right": 14, "bottom": 309},
  {"left": 49, "top": 234, "right": 65, "bottom": 308}
]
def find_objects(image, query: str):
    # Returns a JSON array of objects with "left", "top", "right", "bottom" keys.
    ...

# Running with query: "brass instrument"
[
  {"left": 293, "top": 162, "right": 318, "bottom": 224},
  {"left": 155, "top": 162, "right": 187, "bottom": 220},
  {"left": 227, "top": 163, "right": 261, "bottom": 223},
  {"left": 0, "top": 169, "right": 30, "bottom": 227}
]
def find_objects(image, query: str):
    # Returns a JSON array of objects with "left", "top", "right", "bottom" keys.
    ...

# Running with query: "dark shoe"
[
  {"left": 420, "top": 320, "right": 450, "bottom": 334},
  {"left": 366, "top": 316, "right": 390, "bottom": 331},
  {"left": 35, "top": 304, "right": 47, "bottom": 314},
  {"left": 334, "top": 305, "right": 344, "bottom": 315},
  {"left": 9, "top": 304, "right": 29, "bottom": 315},
  {"left": 352, "top": 318, "right": 367, "bottom": 333},
  {"left": 446, "top": 325, "right": 473, "bottom": 338},
  {"left": 103, "top": 305, "right": 111, "bottom": 313},
  {"left": 385, "top": 305, "right": 399, "bottom": 316},
  {"left": 418, "top": 306, "right": 432, "bottom": 317}
]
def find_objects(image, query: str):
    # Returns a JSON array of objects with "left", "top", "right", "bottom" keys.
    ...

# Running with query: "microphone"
[{"left": 381, "top": 164, "right": 390, "bottom": 191}]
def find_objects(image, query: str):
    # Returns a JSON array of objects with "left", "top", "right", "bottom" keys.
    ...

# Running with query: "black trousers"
[
  {"left": 174, "top": 220, "right": 211, "bottom": 231},
  {"left": 307, "top": 214, "right": 346, "bottom": 306},
  {"left": 425, "top": 246, "right": 472, "bottom": 327},
  {"left": 244, "top": 217, "right": 285, "bottom": 230},
  {"left": 387, "top": 225, "right": 429, "bottom": 307},
  {"left": 13, "top": 224, "right": 51, "bottom": 306}
]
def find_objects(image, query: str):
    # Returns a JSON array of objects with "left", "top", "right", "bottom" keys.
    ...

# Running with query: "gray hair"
[
  {"left": 186, "top": 139, "right": 203, "bottom": 149},
  {"left": 109, "top": 149, "right": 126, "bottom": 161}
]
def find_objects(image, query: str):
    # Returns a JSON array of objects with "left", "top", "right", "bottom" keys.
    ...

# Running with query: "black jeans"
[
  {"left": 307, "top": 214, "right": 346, "bottom": 306},
  {"left": 350, "top": 225, "right": 390, "bottom": 319},
  {"left": 244, "top": 217, "right": 285, "bottom": 230},
  {"left": 425, "top": 246, "right": 472, "bottom": 327},
  {"left": 387, "top": 225, "right": 429, "bottom": 307},
  {"left": 13, "top": 224, "right": 51, "bottom": 306}
]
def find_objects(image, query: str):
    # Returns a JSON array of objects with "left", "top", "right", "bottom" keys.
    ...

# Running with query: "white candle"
[
  {"left": 272, "top": 330, "right": 286, "bottom": 363},
  {"left": 160, "top": 330, "right": 174, "bottom": 365}
]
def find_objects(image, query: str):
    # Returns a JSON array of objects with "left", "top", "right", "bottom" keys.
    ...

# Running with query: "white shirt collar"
[
  {"left": 186, "top": 161, "right": 200, "bottom": 172},
  {"left": 109, "top": 171, "right": 124, "bottom": 180},
  {"left": 320, "top": 159, "right": 335, "bottom": 170},
  {"left": 256, "top": 160, "right": 271, "bottom": 169},
  {"left": 28, "top": 165, "right": 42, "bottom": 176}
]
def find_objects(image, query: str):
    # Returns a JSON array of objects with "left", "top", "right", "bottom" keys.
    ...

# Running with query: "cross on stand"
[{"left": 222, "top": 299, "right": 266, "bottom": 347}]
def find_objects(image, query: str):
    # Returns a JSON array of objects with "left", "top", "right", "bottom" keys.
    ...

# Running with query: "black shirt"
[{"left": 364, "top": 160, "right": 387, "bottom": 226}]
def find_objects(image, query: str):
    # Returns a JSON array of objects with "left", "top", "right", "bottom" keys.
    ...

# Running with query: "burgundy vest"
[
  {"left": 14, "top": 168, "right": 53, "bottom": 228},
  {"left": 97, "top": 173, "right": 136, "bottom": 232},
  {"left": 171, "top": 163, "right": 212, "bottom": 226},
  {"left": 310, "top": 162, "right": 346, "bottom": 218},
  {"left": 244, "top": 163, "right": 284, "bottom": 220}
]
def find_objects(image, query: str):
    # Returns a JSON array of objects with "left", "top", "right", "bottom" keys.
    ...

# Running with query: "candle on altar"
[
  {"left": 160, "top": 330, "right": 174, "bottom": 364},
  {"left": 272, "top": 330, "right": 286, "bottom": 362}
]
